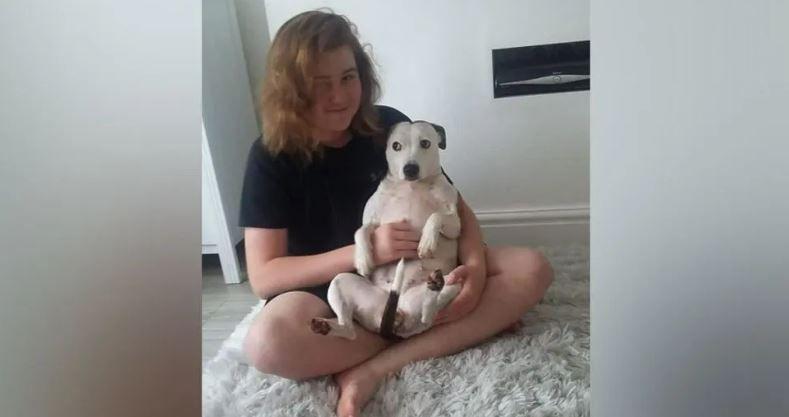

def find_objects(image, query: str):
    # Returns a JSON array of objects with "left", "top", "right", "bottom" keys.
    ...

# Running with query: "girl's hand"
[
  {"left": 433, "top": 264, "right": 484, "bottom": 325},
  {"left": 371, "top": 220, "right": 420, "bottom": 266}
]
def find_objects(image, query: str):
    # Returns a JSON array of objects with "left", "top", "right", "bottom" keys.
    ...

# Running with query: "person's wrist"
[
  {"left": 465, "top": 264, "right": 486, "bottom": 291},
  {"left": 346, "top": 244, "right": 359, "bottom": 272},
  {"left": 459, "top": 258, "right": 483, "bottom": 276}
]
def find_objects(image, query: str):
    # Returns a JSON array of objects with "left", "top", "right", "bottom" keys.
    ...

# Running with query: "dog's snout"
[{"left": 403, "top": 163, "right": 420, "bottom": 180}]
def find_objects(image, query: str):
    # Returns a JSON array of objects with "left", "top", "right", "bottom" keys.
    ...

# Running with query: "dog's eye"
[
  {"left": 420, "top": 139, "right": 431, "bottom": 149},
  {"left": 392, "top": 142, "right": 402, "bottom": 151}
]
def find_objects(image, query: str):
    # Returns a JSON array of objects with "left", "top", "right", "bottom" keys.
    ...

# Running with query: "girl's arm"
[
  {"left": 244, "top": 222, "right": 420, "bottom": 299},
  {"left": 455, "top": 195, "right": 487, "bottom": 293},
  {"left": 244, "top": 228, "right": 355, "bottom": 299},
  {"left": 434, "top": 195, "right": 487, "bottom": 323}
]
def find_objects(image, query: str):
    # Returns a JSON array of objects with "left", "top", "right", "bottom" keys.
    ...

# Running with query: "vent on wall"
[{"left": 493, "top": 40, "right": 590, "bottom": 98}]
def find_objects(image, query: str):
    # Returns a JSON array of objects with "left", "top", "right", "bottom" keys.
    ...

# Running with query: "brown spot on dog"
[
  {"left": 427, "top": 269, "right": 444, "bottom": 291},
  {"left": 310, "top": 318, "right": 331, "bottom": 335}
]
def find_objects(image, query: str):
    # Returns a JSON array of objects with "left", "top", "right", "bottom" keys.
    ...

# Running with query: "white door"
[{"left": 202, "top": 0, "right": 261, "bottom": 283}]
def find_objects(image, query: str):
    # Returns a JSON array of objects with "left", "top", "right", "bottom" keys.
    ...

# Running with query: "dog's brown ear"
[
  {"left": 430, "top": 123, "right": 446, "bottom": 149},
  {"left": 412, "top": 120, "right": 447, "bottom": 149}
]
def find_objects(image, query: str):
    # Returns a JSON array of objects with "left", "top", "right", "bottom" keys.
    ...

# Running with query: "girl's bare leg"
[
  {"left": 243, "top": 292, "right": 393, "bottom": 381},
  {"left": 334, "top": 246, "right": 554, "bottom": 417}
]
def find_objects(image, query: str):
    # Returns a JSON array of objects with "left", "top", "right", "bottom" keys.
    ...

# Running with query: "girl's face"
[{"left": 308, "top": 45, "right": 362, "bottom": 144}]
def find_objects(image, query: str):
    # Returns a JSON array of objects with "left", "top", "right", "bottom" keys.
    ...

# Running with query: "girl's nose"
[{"left": 329, "top": 82, "right": 347, "bottom": 104}]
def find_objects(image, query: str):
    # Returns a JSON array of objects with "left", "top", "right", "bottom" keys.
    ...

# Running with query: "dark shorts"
[{"left": 264, "top": 282, "right": 331, "bottom": 307}]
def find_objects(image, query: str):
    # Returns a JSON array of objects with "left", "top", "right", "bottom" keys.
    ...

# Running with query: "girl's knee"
[
  {"left": 243, "top": 314, "right": 326, "bottom": 381},
  {"left": 243, "top": 315, "right": 290, "bottom": 376},
  {"left": 508, "top": 248, "right": 554, "bottom": 297},
  {"left": 526, "top": 248, "right": 554, "bottom": 291}
]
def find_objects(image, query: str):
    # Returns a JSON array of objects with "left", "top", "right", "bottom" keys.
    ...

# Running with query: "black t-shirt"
[{"left": 239, "top": 105, "right": 412, "bottom": 256}]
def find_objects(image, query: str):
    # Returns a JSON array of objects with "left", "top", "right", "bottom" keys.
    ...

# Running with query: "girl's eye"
[
  {"left": 342, "top": 73, "right": 357, "bottom": 81},
  {"left": 314, "top": 80, "right": 331, "bottom": 93},
  {"left": 392, "top": 142, "right": 402, "bottom": 151},
  {"left": 420, "top": 139, "right": 431, "bottom": 149}
]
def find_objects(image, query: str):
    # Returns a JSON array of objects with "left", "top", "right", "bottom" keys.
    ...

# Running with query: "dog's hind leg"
[
  {"left": 420, "top": 270, "right": 461, "bottom": 325},
  {"left": 436, "top": 282, "right": 461, "bottom": 311},
  {"left": 310, "top": 273, "right": 359, "bottom": 339},
  {"left": 419, "top": 269, "right": 444, "bottom": 324},
  {"left": 310, "top": 317, "right": 356, "bottom": 339}
]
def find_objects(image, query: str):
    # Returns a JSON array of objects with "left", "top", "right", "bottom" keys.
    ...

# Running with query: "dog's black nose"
[{"left": 403, "top": 163, "right": 420, "bottom": 180}]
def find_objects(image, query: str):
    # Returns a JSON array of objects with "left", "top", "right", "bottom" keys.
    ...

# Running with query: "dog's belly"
[
  {"left": 369, "top": 244, "right": 457, "bottom": 289},
  {"left": 371, "top": 182, "right": 458, "bottom": 288},
  {"left": 370, "top": 260, "right": 424, "bottom": 289},
  {"left": 376, "top": 182, "right": 441, "bottom": 230}
]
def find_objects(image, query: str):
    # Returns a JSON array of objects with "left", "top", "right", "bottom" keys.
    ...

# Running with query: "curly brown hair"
[{"left": 259, "top": 9, "right": 381, "bottom": 163}]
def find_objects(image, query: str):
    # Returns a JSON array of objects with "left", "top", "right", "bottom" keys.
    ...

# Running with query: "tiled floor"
[{"left": 202, "top": 251, "right": 259, "bottom": 366}]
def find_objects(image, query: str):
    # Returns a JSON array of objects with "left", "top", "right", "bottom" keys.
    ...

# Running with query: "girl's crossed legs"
[{"left": 243, "top": 246, "right": 554, "bottom": 416}]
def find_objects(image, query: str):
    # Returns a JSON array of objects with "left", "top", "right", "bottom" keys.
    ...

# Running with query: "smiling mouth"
[{"left": 326, "top": 107, "right": 348, "bottom": 113}]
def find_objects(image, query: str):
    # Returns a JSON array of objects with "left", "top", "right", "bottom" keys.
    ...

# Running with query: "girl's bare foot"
[
  {"left": 503, "top": 319, "right": 523, "bottom": 334},
  {"left": 333, "top": 363, "right": 385, "bottom": 417}
]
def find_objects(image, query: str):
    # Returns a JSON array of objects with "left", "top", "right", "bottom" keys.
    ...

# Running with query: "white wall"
[
  {"left": 591, "top": 1, "right": 789, "bottom": 416},
  {"left": 251, "top": 0, "right": 590, "bottom": 245}
]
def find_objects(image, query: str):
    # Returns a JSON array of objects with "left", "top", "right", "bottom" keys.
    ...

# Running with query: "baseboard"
[
  {"left": 475, "top": 205, "right": 589, "bottom": 247},
  {"left": 202, "top": 243, "right": 218, "bottom": 255}
]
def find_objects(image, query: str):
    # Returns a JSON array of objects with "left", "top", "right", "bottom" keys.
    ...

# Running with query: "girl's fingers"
[
  {"left": 390, "top": 220, "right": 414, "bottom": 231},
  {"left": 394, "top": 230, "right": 421, "bottom": 242},
  {"left": 394, "top": 240, "right": 419, "bottom": 251},
  {"left": 398, "top": 250, "right": 418, "bottom": 259},
  {"left": 445, "top": 268, "right": 468, "bottom": 285}
]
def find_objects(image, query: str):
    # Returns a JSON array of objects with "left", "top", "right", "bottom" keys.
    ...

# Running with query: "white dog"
[{"left": 310, "top": 121, "right": 462, "bottom": 340}]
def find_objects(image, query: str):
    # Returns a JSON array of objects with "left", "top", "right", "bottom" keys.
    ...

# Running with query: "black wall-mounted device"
[{"left": 493, "top": 40, "right": 590, "bottom": 98}]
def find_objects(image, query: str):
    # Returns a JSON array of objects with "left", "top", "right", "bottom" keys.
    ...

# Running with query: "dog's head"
[{"left": 385, "top": 121, "right": 446, "bottom": 182}]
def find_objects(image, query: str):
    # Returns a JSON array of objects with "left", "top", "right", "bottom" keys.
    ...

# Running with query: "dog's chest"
[{"left": 376, "top": 182, "right": 441, "bottom": 229}]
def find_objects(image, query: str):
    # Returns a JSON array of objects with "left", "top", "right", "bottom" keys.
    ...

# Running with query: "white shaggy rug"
[{"left": 203, "top": 245, "right": 589, "bottom": 417}]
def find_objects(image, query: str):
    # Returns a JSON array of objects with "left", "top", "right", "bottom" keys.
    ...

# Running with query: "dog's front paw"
[
  {"left": 354, "top": 246, "right": 375, "bottom": 277},
  {"left": 310, "top": 318, "right": 331, "bottom": 335},
  {"left": 418, "top": 232, "right": 439, "bottom": 259},
  {"left": 355, "top": 259, "right": 374, "bottom": 277}
]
